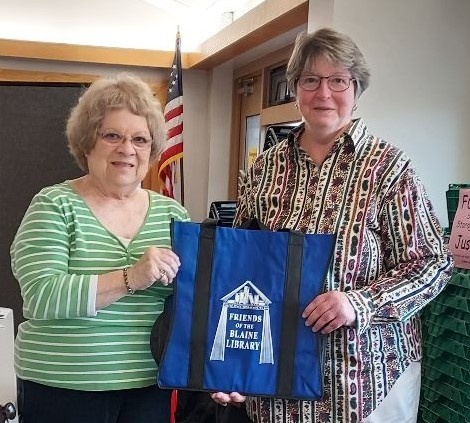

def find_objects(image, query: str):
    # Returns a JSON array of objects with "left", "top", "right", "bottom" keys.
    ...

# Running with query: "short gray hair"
[
  {"left": 286, "top": 28, "right": 370, "bottom": 99},
  {"left": 66, "top": 72, "right": 165, "bottom": 172}
]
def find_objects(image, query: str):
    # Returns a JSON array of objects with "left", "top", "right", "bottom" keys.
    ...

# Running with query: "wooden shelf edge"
[
  {"left": 260, "top": 102, "right": 301, "bottom": 126},
  {"left": 0, "top": 69, "right": 167, "bottom": 98},
  {"left": 0, "top": 38, "right": 195, "bottom": 69},
  {"left": 0, "top": 68, "right": 97, "bottom": 83}
]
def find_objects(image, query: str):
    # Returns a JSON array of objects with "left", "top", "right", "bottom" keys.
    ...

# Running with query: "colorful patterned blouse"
[{"left": 234, "top": 118, "right": 453, "bottom": 422}]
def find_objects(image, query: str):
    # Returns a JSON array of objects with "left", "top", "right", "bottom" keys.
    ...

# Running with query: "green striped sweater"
[{"left": 11, "top": 181, "right": 189, "bottom": 391}]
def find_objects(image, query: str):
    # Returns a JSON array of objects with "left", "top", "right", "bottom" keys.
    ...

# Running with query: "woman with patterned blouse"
[
  {"left": 212, "top": 28, "right": 453, "bottom": 423},
  {"left": 11, "top": 73, "right": 188, "bottom": 423}
]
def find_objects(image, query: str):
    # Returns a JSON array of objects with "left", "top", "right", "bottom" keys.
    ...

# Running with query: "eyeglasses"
[
  {"left": 297, "top": 75, "right": 355, "bottom": 92},
  {"left": 99, "top": 131, "right": 152, "bottom": 148}
]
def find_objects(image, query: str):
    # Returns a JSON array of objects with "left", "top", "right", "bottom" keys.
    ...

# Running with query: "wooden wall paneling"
[
  {"left": 228, "top": 78, "right": 243, "bottom": 199},
  {"left": 238, "top": 73, "right": 263, "bottom": 171},
  {"left": 141, "top": 81, "right": 167, "bottom": 192},
  {"left": 229, "top": 44, "right": 301, "bottom": 197}
]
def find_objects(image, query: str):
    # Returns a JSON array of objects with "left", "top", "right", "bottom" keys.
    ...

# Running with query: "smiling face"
[
  {"left": 85, "top": 107, "right": 151, "bottom": 193},
  {"left": 296, "top": 55, "right": 356, "bottom": 137}
]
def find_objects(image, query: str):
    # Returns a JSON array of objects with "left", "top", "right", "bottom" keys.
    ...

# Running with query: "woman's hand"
[
  {"left": 302, "top": 291, "right": 356, "bottom": 334},
  {"left": 130, "top": 247, "right": 180, "bottom": 289},
  {"left": 210, "top": 392, "right": 246, "bottom": 407}
]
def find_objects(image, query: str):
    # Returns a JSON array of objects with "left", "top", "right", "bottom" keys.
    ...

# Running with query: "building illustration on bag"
[{"left": 209, "top": 281, "right": 274, "bottom": 364}]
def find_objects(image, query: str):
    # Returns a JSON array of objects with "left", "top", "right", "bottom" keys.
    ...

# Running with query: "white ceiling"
[
  {"left": 0, "top": 0, "right": 265, "bottom": 52},
  {"left": 141, "top": 0, "right": 263, "bottom": 18}
]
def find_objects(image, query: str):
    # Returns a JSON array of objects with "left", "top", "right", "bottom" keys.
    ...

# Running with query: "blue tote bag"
[{"left": 157, "top": 219, "right": 335, "bottom": 400}]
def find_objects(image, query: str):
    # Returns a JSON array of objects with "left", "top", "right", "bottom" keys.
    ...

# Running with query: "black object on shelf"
[
  {"left": 267, "top": 64, "right": 293, "bottom": 106},
  {"left": 263, "top": 124, "right": 297, "bottom": 152},
  {"left": 208, "top": 201, "right": 237, "bottom": 227}
]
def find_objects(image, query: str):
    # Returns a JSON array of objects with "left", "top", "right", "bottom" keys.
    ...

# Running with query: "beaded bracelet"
[{"left": 123, "top": 267, "right": 135, "bottom": 295}]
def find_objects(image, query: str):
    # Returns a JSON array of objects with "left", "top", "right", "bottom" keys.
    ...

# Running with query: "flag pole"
[
  {"left": 180, "top": 157, "right": 185, "bottom": 206},
  {"left": 177, "top": 27, "right": 185, "bottom": 206}
]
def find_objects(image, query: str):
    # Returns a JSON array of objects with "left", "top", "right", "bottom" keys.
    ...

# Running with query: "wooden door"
[{"left": 238, "top": 74, "right": 262, "bottom": 173}]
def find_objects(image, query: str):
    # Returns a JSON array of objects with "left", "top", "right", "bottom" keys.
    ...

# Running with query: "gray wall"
[{"left": 332, "top": 0, "right": 470, "bottom": 226}]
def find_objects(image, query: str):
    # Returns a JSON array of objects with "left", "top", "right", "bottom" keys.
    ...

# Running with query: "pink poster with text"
[{"left": 449, "top": 188, "right": 470, "bottom": 269}]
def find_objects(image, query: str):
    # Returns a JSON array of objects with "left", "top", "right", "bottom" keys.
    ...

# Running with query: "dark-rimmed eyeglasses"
[
  {"left": 297, "top": 75, "right": 355, "bottom": 92},
  {"left": 99, "top": 131, "right": 152, "bottom": 148}
]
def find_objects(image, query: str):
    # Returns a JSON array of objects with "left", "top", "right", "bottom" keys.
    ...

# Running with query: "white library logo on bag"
[{"left": 209, "top": 281, "right": 274, "bottom": 364}]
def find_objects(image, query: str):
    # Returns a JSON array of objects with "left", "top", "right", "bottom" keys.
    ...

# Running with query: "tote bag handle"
[{"left": 202, "top": 217, "right": 269, "bottom": 231}]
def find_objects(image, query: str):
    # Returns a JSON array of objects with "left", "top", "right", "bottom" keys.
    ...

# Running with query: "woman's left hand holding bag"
[{"left": 130, "top": 247, "right": 181, "bottom": 288}]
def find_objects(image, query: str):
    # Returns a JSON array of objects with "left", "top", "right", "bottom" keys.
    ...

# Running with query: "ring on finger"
[{"left": 158, "top": 269, "right": 167, "bottom": 281}]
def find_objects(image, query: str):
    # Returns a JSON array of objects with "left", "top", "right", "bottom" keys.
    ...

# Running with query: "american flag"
[{"left": 158, "top": 31, "right": 184, "bottom": 202}]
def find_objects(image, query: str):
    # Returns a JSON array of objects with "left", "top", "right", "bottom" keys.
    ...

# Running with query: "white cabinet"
[{"left": 0, "top": 308, "right": 18, "bottom": 423}]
